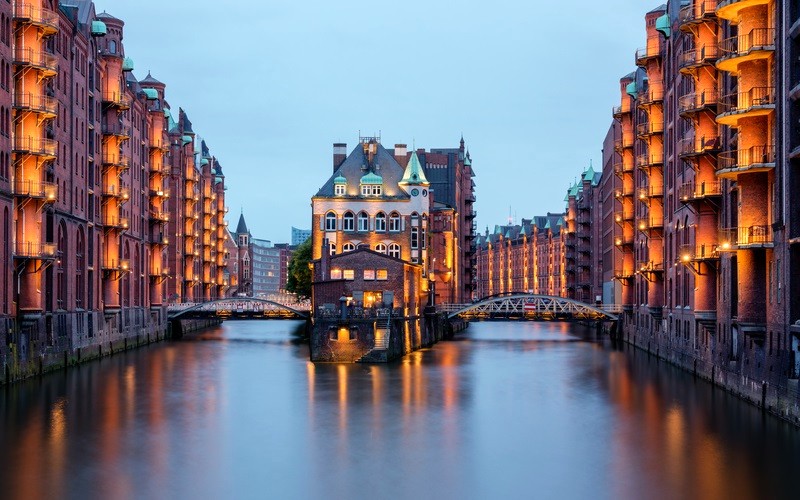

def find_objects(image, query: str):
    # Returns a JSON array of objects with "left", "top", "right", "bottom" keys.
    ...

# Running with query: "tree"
[{"left": 286, "top": 237, "right": 312, "bottom": 300}]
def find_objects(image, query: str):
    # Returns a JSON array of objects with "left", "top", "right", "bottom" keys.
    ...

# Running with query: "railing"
[
  {"left": 637, "top": 89, "right": 664, "bottom": 106},
  {"left": 13, "top": 3, "right": 60, "bottom": 32},
  {"left": 719, "top": 29, "right": 775, "bottom": 59},
  {"left": 13, "top": 92, "right": 58, "bottom": 115},
  {"left": 101, "top": 91, "right": 132, "bottom": 109},
  {"left": 613, "top": 162, "right": 633, "bottom": 175},
  {"left": 636, "top": 37, "right": 662, "bottom": 64},
  {"left": 102, "top": 185, "right": 129, "bottom": 200},
  {"left": 101, "top": 153, "right": 130, "bottom": 169},
  {"left": 636, "top": 153, "right": 663, "bottom": 169},
  {"left": 678, "top": 136, "right": 721, "bottom": 157},
  {"left": 717, "top": 145, "right": 775, "bottom": 172},
  {"left": 614, "top": 137, "right": 634, "bottom": 151},
  {"left": 678, "top": 90, "right": 719, "bottom": 115},
  {"left": 678, "top": 45, "right": 719, "bottom": 71},
  {"left": 641, "top": 261, "right": 664, "bottom": 272},
  {"left": 613, "top": 269, "right": 635, "bottom": 279},
  {"left": 103, "top": 216, "right": 129, "bottom": 230},
  {"left": 13, "top": 47, "right": 58, "bottom": 73},
  {"left": 636, "top": 121, "right": 664, "bottom": 137},
  {"left": 13, "top": 180, "right": 58, "bottom": 201},
  {"left": 637, "top": 185, "right": 664, "bottom": 200},
  {"left": 13, "top": 241, "right": 57, "bottom": 259},
  {"left": 678, "top": 0, "right": 717, "bottom": 25},
  {"left": 614, "top": 187, "right": 634, "bottom": 198},
  {"left": 102, "top": 259, "right": 131, "bottom": 271},
  {"left": 13, "top": 136, "right": 58, "bottom": 157},
  {"left": 614, "top": 209, "right": 634, "bottom": 223},
  {"left": 679, "top": 243, "right": 719, "bottom": 261},
  {"left": 678, "top": 180, "right": 723, "bottom": 201},
  {"left": 102, "top": 122, "right": 131, "bottom": 138},
  {"left": 719, "top": 87, "right": 775, "bottom": 115},
  {"left": 719, "top": 226, "right": 774, "bottom": 247},
  {"left": 637, "top": 217, "right": 664, "bottom": 231},
  {"left": 150, "top": 188, "right": 170, "bottom": 198},
  {"left": 150, "top": 267, "right": 170, "bottom": 277},
  {"left": 615, "top": 234, "right": 634, "bottom": 246},
  {"left": 149, "top": 135, "right": 167, "bottom": 149}
]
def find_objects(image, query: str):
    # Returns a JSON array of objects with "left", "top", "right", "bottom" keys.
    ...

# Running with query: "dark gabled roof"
[
  {"left": 96, "top": 11, "right": 123, "bottom": 22},
  {"left": 315, "top": 142, "right": 409, "bottom": 200},
  {"left": 648, "top": 4, "right": 667, "bottom": 14},
  {"left": 327, "top": 247, "right": 421, "bottom": 267},
  {"left": 140, "top": 71, "right": 164, "bottom": 86},
  {"left": 179, "top": 108, "right": 194, "bottom": 134},
  {"left": 236, "top": 213, "right": 249, "bottom": 234}
]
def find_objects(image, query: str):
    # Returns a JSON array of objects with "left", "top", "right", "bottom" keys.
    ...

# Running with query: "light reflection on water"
[{"left": 1, "top": 320, "right": 799, "bottom": 499}]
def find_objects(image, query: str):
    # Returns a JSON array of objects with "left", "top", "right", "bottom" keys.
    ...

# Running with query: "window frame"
[{"left": 325, "top": 211, "right": 337, "bottom": 231}]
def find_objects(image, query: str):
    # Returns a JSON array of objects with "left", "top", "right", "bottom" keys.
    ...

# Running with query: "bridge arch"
[
  {"left": 168, "top": 297, "right": 310, "bottom": 320},
  {"left": 442, "top": 294, "right": 618, "bottom": 321}
]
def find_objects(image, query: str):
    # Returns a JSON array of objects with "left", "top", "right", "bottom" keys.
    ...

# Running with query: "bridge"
[
  {"left": 167, "top": 297, "right": 310, "bottom": 320},
  {"left": 438, "top": 293, "right": 619, "bottom": 322}
]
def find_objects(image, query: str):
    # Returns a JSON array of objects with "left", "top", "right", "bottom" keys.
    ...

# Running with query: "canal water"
[{"left": 1, "top": 321, "right": 799, "bottom": 500}]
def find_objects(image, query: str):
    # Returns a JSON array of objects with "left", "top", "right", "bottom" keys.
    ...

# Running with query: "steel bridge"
[
  {"left": 438, "top": 293, "right": 619, "bottom": 321},
  {"left": 167, "top": 298, "right": 310, "bottom": 320}
]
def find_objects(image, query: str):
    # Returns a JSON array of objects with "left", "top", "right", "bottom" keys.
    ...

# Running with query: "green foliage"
[{"left": 286, "top": 237, "right": 313, "bottom": 300}]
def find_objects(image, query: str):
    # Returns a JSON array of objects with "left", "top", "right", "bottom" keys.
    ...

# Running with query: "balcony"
[
  {"left": 13, "top": 3, "right": 59, "bottom": 35},
  {"left": 614, "top": 209, "right": 634, "bottom": 225},
  {"left": 150, "top": 188, "right": 170, "bottom": 199},
  {"left": 678, "top": 0, "right": 717, "bottom": 29},
  {"left": 678, "top": 45, "right": 719, "bottom": 73},
  {"left": 13, "top": 92, "right": 58, "bottom": 118},
  {"left": 102, "top": 122, "right": 131, "bottom": 139},
  {"left": 717, "top": 87, "right": 775, "bottom": 126},
  {"left": 149, "top": 135, "right": 168, "bottom": 150},
  {"left": 613, "top": 161, "right": 634, "bottom": 176},
  {"left": 640, "top": 261, "right": 664, "bottom": 274},
  {"left": 13, "top": 47, "right": 58, "bottom": 76},
  {"left": 102, "top": 259, "right": 131, "bottom": 276},
  {"left": 679, "top": 243, "right": 719, "bottom": 262},
  {"left": 103, "top": 216, "right": 129, "bottom": 230},
  {"left": 150, "top": 267, "right": 170, "bottom": 278},
  {"left": 13, "top": 241, "right": 57, "bottom": 260},
  {"left": 678, "top": 181, "right": 723, "bottom": 204},
  {"left": 13, "top": 136, "right": 58, "bottom": 159},
  {"left": 101, "top": 153, "right": 130, "bottom": 171},
  {"left": 636, "top": 153, "right": 663, "bottom": 170},
  {"left": 678, "top": 136, "right": 721, "bottom": 160},
  {"left": 101, "top": 91, "right": 132, "bottom": 110},
  {"left": 716, "top": 145, "right": 775, "bottom": 178},
  {"left": 614, "top": 136, "right": 634, "bottom": 152},
  {"left": 678, "top": 90, "right": 719, "bottom": 117},
  {"left": 637, "top": 216, "right": 664, "bottom": 233},
  {"left": 13, "top": 180, "right": 58, "bottom": 202},
  {"left": 637, "top": 185, "right": 663, "bottom": 202},
  {"left": 637, "top": 89, "right": 664, "bottom": 108},
  {"left": 101, "top": 185, "right": 130, "bottom": 201},
  {"left": 615, "top": 233, "right": 635, "bottom": 247},
  {"left": 636, "top": 121, "right": 664, "bottom": 138},
  {"left": 717, "top": 29, "right": 775, "bottom": 73},
  {"left": 636, "top": 37, "right": 662, "bottom": 66},
  {"left": 716, "top": 0, "right": 772, "bottom": 23},
  {"left": 614, "top": 187, "right": 634, "bottom": 199},
  {"left": 613, "top": 102, "right": 632, "bottom": 119},
  {"left": 719, "top": 225, "right": 774, "bottom": 249},
  {"left": 613, "top": 268, "right": 635, "bottom": 280}
]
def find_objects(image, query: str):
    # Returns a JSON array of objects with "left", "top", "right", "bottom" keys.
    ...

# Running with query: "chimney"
[
  {"left": 394, "top": 144, "right": 408, "bottom": 167},
  {"left": 333, "top": 143, "right": 347, "bottom": 172}
]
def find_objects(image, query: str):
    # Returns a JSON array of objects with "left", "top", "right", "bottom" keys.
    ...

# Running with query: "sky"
[{"left": 97, "top": 0, "right": 651, "bottom": 242}]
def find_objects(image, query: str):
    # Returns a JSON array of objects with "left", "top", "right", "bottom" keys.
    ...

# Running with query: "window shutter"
[
  {"left": 401, "top": 218, "right": 406, "bottom": 231},
  {"left": 319, "top": 216, "right": 324, "bottom": 231},
  {"left": 337, "top": 217, "right": 342, "bottom": 231},
  {"left": 370, "top": 217, "right": 375, "bottom": 232}
]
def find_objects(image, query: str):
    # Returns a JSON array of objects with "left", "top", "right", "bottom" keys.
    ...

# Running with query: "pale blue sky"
[{"left": 98, "top": 0, "right": 652, "bottom": 242}]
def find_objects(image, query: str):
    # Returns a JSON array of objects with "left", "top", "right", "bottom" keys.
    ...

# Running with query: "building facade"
[{"left": 291, "top": 226, "right": 310, "bottom": 246}]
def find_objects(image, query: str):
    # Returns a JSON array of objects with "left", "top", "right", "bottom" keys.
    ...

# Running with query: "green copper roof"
[
  {"left": 360, "top": 172, "right": 383, "bottom": 185},
  {"left": 182, "top": 135, "right": 193, "bottom": 145},
  {"left": 400, "top": 151, "right": 429, "bottom": 185},
  {"left": 464, "top": 151, "right": 472, "bottom": 167},
  {"left": 91, "top": 20, "right": 107, "bottom": 36},
  {"left": 582, "top": 164, "right": 595, "bottom": 181},
  {"left": 142, "top": 88, "right": 158, "bottom": 100},
  {"left": 122, "top": 57, "right": 134, "bottom": 72},
  {"left": 626, "top": 81, "right": 638, "bottom": 99},
  {"left": 333, "top": 175, "right": 347, "bottom": 184},
  {"left": 200, "top": 158, "right": 209, "bottom": 166},
  {"left": 656, "top": 14, "right": 671, "bottom": 39}
]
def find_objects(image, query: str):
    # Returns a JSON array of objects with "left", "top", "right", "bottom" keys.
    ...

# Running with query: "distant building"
[
  {"left": 234, "top": 213, "right": 253, "bottom": 296},
  {"left": 291, "top": 227, "right": 311, "bottom": 246},
  {"left": 252, "top": 238, "right": 282, "bottom": 297}
]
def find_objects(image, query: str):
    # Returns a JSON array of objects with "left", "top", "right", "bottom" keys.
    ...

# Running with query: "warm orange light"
[{"left": 682, "top": 254, "right": 691, "bottom": 262}]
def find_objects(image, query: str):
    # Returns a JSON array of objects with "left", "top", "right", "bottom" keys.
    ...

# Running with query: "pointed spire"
[
  {"left": 236, "top": 212, "right": 249, "bottom": 234},
  {"left": 400, "top": 151, "right": 429, "bottom": 186}
]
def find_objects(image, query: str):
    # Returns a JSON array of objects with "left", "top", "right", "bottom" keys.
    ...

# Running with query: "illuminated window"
[
  {"left": 343, "top": 269, "right": 355, "bottom": 280},
  {"left": 325, "top": 211, "right": 337, "bottom": 231},
  {"left": 375, "top": 243, "right": 387, "bottom": 254},
  {"left": 389, "top": 212, "right": 401, "bottom": 232},
  {"left": 329, "top": 243, "right": 336, "bottom": 255},
  {"left": 375, "top": 212, "right": 386, "bottom": 232},
  {"left": 343, "top": 243, "right": 355, "bottom": 252},
  {"left": 330, "top": 269, "right": 342, "bottom": 279},
  {"left": 361, "top": 184, "right": 382, "bottom": 196},
  {"left": 377, "top": 269, "right": 388, "bottom": 280},
  {"left": 343, "top": 211, "right": 354, "bottom": 231},
  {"left": 364, "top": 269, "right": 375, "bottom": 280},
  {"left": 358, "top": 211, "right": 369, "bottom": 232},
  {"left": 334, "top": 184, "right": 345, "bottom": 196},
  {"left": 388, "top": 244, "right": 400, "bottom": 259}
]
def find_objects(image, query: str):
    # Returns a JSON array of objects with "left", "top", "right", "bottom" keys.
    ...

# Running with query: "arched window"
[
  {"left": 375, "top": 212, "right": 386, "bottom": 232},
  {"left": 388, "top": 243, "right": 401, "bottom": 259},
  {"left": 389, "top": 212, "right": 401, "bottom": 232},
  {"left": 325, "top": 211, "right": 337, "bottom": 231},
  {"left": 411, "top": 212, "right": 420, "bottom": 227},
  {"left": 122, "top": 242, "right": 130, "bottom": 307},
  {"left": 358, "top": 211, "right": 369, "bottom": 232},
  {"left": 375, "top": 243, "right": 387, "bottom": 254},
  {"left": 57, "top": 222, "right": 67, "bottom": 309},
  {"left": 343, "top": 211, "right": 354, "bottom": 232},
  {"left": 108, "top": 40, "right": 117, "bottom": 54},
  {"left": 329, "top": 243, "right": 337, "bottom": 256},
  {"left": 343, "top": 243, "right": 355, "bottom": 252}
]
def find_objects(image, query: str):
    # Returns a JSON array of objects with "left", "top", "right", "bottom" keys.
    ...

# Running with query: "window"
[
  {"left": 325, "top": 211, "right": 337, "bottom": 231},
  {"left": 377, "top": 269, "right": 388, "bottom": 280},
  {"left": 343, "top": 243, "right": 355, "bottom": 252},
  {"left": 330, "top": 269, "right": 342, "bottom": 279},
  {"left": 361, "top": 184, "right": 382, "bottom": 196},
  {"left": 421, "top": 227, "right": 426, "bottom": 249},
  {"left": 364, "top": 269, "right": 375, "bottom": 280},
  {"left": 343, "top": 211, "right": 354, "bottom": 231},
  {"left": 358, "top": 212, "right": 369, "bottom": 232},
  {"left": 334, "top": 184, "right": 345, "bottom": 196},
  {"left": 375, "top": 243, "right": 387, "bottom": 254},
  {"left": 329, "top": 243, "right": 336, "bottom": 255},
  {"left": 388, "top": 244, "right": 400, "bottom": 259},
  {"left": 411, "top": 212, "right": 419, "bottom": 227},
  {"left": 389, "top": 212, "right": 401, "bottom": 232},
  {"left": 411, "top": 227, "right": 419, "bottom": 249},
  {"left": 375, "top": 212, "right": 386, "bottom": 232},
  {"left": 343, "top": 269, "right": 355, "bottom": 280}
]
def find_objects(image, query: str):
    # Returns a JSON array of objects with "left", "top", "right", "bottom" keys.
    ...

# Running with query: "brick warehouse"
[{"left": 0, "top": 1, "right": 229, "bottom": 382}]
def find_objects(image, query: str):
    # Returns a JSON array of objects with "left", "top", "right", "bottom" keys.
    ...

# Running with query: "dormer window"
[
  {"left": 333, "top": 175, "right": 347, "bottom": 196},
  {"left": 361, "top": 184, "right": 382, "bottom": 196},
  {"left": 335, "top": 184, "right": 345, "bottom": 196}
]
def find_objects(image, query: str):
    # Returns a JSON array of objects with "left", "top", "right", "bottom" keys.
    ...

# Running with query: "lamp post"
[{"left": 429, "top": 258, "right": 436, "bottom": 307}]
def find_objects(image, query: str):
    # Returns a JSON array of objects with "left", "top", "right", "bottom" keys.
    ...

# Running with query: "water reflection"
[{"left": 0, "top": 320, "right": 798, "bottom": 499}]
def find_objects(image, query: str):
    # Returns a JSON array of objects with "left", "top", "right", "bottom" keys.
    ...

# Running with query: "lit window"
[
  {"left": 389, "top": 212, "right": 401, "bottom": 232},
  {"left": 334, "top": 184, "right": 346, "bottom": 196},
  {"left": 377, "top": 269, "right": 388, "bottom": 280},
  {"left": 361, "top": 184, "right": 382, "bottom": 196},
  {"left": 375, "top": 243, "right": 387, "bottom": 254},
  {"left": 388, "top": 244, "right": 400, "bottom": 259},
  {"left": 375, "top": 212, "right": 386, "bottom": 232},
  {"left": 325, "top": 212, "right": 337, "bottom": 231},
  {"left": 330, "top": 269, "right": 342, "bottom": 279},
  {"left": 329, "top": 243, "right": 336, "bottom": 255},
  {"left": 343, "top": 243, "right": 355, "bottom": 252},
  {"left": 343, "top": 269, "right": 355, "bottom": 280},
  {"left": 364, "top": 269, "right": 375, "bottom": 280},
  {"left": 343, "top": 211, "right": 354, "bottom": 231},
  {"left": 358, "top": 212, "right": 369, "bottom": 232}
]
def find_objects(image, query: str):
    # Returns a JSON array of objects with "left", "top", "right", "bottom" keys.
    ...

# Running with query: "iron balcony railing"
[
  {"left": 641, "top": 261, "right": 664, "bottom": 273},
  {"left": 637, "top": 89, "right": 664, "bottom": 106},
  {"left": 637, "top": 217, "right": 664, "bottom": 231},
  {"left": 636, "top": 153, "right": 663, "bottom": 169},
  {"left": 637, "top": 185, "right": 664, "bottom": 200},
  {"left": 102, "top": 259, "right": 131, "bottom": 272},
  {"left": 614, "top": 137, "right": 634, "bottom": 151},
  {"left": 13, "top": 241, "right": 57, "bottom": 260},
  {"left": 679, "top": 243, "right": 719, "bottom": 261},
  {"left": 678, "top": 0, "right": 717, "bottom": 26},
  {"left": 613, "top": 161, "right": 634, "bottom": 176},
  {"left": 717, "top": 145, "right": 775, "bottom": 173},
  {"left": 613, "top": 268, "right": 635, "bottom": 279},
  {"left": 13, "top": 47, "right": 58, "bottom": 74},
  {"left": 636, "top": 121, "right": 664, "bottom": 137},
  {"left": 678, "top": 45, "right": 719, "bottom": 72},
  {"left": 636, "top": 37, "right": 662, "bottom": 65},
  {"left": 101, "top": 185, "right": 129, "bottom": 200},
  {"left": 13, "top": 136, "right": 58, "bottom": 157},
  {"left": 718, "top": 86, "right": 775, "bottom": 115},
  {"left": 678, "top": 136, "right": 721, "bottom": 158},
  {"left": 103, "top": 216, "right": 129, "bottom": 230},
  {"left": 719, "top": 28, "right": 775, "bottom": 60},
  {"left": 13, "top": 180, "right": 58, "bottom": 201},
  {"left": 101, "top": 153, "right": 130, "bottom": 169},
  {"left": 615, "top": 233, "right": 635, "bottom": 246},
  {"left": 101, "top": 91, "right": 132, "bottom": 109},
  {"left": 13, "top": 3, "right": 60, "bottom": 33},
  {"left": 614, "top": 187, "right": 634, "bottom": 198},
  {"left": 678, "top": 181, "right": 723, "bottom": 202},
  {"left": 719, "top": 226, "right": 774, "bottom": 248},
  {"left": 13, "top": 92, "right": 58, "bottom": 116},
  {"left": 678, "top": 90, "right": 719, "bottom": 115},
  {"left": 614, "top": 209, "right": 634, "bottom": 224},
  {"left": 102, "top": 122, "right": 131, "bottom": 138},
  {"left": 150, "top": 267, "right": 170, "bottom": 277}
]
